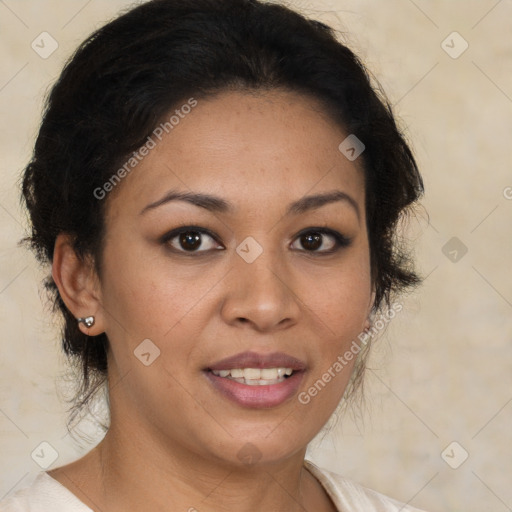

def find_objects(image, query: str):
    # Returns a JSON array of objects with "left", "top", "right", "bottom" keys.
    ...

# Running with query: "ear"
[{"left": 51, "top": 233, "right": 104, "bottom": 336}]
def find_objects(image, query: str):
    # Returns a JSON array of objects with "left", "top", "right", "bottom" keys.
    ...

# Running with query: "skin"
[{"left": 50, "top": 89, "right": 374, "bottom": 512}]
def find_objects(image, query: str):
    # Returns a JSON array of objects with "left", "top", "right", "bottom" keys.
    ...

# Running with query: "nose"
[{"left": 220, "top": 247, "right": 301, "bottom": 333}]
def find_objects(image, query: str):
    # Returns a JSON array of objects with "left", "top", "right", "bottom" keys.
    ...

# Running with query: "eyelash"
[{"left": 160, "top": 225, "right": 352, "bottom": 256}]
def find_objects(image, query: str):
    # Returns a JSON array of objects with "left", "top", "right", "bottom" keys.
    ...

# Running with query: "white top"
[{"left": 0, "top": 460, "right": 428, "bottom": 511}]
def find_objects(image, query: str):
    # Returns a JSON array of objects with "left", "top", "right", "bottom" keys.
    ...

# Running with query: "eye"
[
  {"left": 161, "top": 226, "right": 224, "bottom": 254},
  {"left": 160, "top": 226, "right": 350, "bottom": 255},
  {"left": 290, "top": 228, "right": 351, "bottom": 254}
]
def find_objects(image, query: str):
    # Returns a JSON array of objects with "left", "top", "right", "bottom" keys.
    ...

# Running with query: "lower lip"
[{"left": 204, "top": 371, "right": 305, "bottom": 409}]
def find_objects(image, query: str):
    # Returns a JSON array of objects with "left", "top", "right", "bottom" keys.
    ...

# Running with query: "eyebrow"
[{"left": 140, "top": 189, "right": 360, "bottom": 220}]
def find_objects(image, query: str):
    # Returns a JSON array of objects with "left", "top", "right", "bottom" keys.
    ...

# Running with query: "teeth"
[
  {"left": 211, "top": 367, "right": 295, "bottom": 385},
  {"left": 243, "top": 368, "right": 261, "bottom": 380},
  {"left": 261, "top": 368, "right": 277, "bottom": 379}
]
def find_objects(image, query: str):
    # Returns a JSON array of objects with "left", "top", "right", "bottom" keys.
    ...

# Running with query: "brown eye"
[
  {"left": 300, "top": 232, "right": 323, "bottom": 251},
  {"left": 178, "top": 231, "right": 202, "bottom": 251},
  {"left": 163, "top": 227, "right": 223, "bottom": 254},
  {"left": 290, "top": 228, "right": 351, "bottom": 254}
]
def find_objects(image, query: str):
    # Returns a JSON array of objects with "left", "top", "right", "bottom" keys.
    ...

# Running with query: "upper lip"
[{"left": 206, "top": 351, "right": 307, "bottom": 372}]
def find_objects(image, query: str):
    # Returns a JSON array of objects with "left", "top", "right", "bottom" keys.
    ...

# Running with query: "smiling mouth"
[{"left": 209, "top": 367, "right": 295, "bottom": 386}]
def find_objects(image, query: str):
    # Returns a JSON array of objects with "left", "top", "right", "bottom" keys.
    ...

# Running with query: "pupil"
[
  {"left": 180, "top": 232, "right": 201, "bottom": 251},
  {"left": 302, "top": 233, "right": 321, "bottom": 251}
]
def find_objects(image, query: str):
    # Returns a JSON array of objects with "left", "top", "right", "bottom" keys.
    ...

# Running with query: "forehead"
[{"left": 105, "top": 89, "right": 365, "bottom": 221}]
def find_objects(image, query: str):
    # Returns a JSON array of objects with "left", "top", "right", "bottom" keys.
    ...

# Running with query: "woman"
[{"left": 1, "top": 0, "right": 426, "bottom": 510}]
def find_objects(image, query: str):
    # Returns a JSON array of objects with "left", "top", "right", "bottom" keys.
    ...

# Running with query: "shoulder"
[
  {"left": 304, "top": 460, "right": 429, "bottom": 512},
  {"left": 0, "top": 472, "right": 92, "bottom": 512}
]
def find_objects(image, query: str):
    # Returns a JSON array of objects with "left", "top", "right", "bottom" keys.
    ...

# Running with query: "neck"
[{"left": 90, "top": 420, "right": 322, "bottom": 512}]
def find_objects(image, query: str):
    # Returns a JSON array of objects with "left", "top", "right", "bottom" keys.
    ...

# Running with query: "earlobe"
[{"left": 51, "top": 233, "right": 103, "bottom": 335}]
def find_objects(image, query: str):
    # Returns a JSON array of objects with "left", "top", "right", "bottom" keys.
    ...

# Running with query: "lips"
[
  {"left": 204, "top": 351, "right": 307, "bottom": 409},
  {"left": 207, "top": 351, "right": 307, "bottom": 372}
]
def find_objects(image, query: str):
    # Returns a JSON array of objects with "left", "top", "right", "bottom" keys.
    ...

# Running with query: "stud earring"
[{"left": 77, "top": 316, "right": 95, "bottom": 328}]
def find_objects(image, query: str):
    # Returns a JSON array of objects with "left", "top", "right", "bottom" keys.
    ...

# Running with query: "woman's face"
[{"left": 96, "top": 89, "right": 373, "bottom": 466}]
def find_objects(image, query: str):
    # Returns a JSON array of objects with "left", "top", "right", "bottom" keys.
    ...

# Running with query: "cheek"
[
  {"left": 305, "top": 286, "right": 370, "bottom": 365},
  {"left": 99, "top": 243, "right": 223, "bottom": 346},
  {"left": 297, "top": 260, "right": 371, "bottom": 410},
  {"left": 99, "top": 242, "right": 169, "bottom": 341},
  {"left": 299, "top": 257, "right": 371, "bottom": 338}
]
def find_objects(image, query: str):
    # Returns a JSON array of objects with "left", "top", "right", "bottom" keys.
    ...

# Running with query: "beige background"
[{"left": 1, "top": 1, "right": 511, "bottom": 510}]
